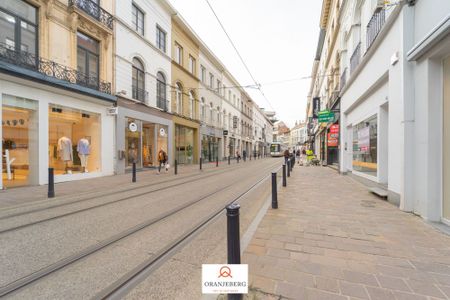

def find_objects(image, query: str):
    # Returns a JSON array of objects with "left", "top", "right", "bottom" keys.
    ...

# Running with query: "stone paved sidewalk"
[{"left": 243, "top": 166, "right": 450, "bottom": 300}]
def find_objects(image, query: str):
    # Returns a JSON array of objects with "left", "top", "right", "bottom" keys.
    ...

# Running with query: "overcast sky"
[{"left": 168, "top": 0, "right": 322, "bottom": 128}]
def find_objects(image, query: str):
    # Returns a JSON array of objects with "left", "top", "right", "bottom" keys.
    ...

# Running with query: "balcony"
[
  {"left": 350, "top": 42, "right": 361, "bottom": 75},
  {"left": 0, "top": 43, "right": 111, "bottom": 94},
  {"left": 69, "top": 0, "right": 113, "bottom": 30},
  {"left": 366, "top": 9, "right": 385, "bottom": 51},
  {"left": 340, "top": 68, "right": 347, "bottom": 91},
  {"left": 157, "top": 96, "right": 169, "bottom": 112},
  {"left": 132, "top": 86, "right": 148, "bottom": 102}
]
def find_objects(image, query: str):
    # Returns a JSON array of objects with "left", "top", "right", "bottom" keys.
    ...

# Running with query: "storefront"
[
  {"left": 116, "top": 98, "right": 173, "bottom": 174},
  {"left": 0, "top": 80, "right": 116, "bottom": 189},
  {"left": 173, "top": 116, "right": 199, "bottom": 165},
  {"left": 352, "top": 115, "right": 377, "bottom": 178},
  {"left": 200, "top": 126, "right": 222, "bottom": 162}
]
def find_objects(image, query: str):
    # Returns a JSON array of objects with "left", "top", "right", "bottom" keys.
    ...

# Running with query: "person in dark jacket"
[
  {"left": 283, "top": 149, "right": 290, "bottom": 164},
  {"left": 157, "top": 148, "right": 167, "bottom": 173}
]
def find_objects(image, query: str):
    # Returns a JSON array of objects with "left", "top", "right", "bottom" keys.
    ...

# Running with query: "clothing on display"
[
  {"left": 77, "top": 138, "right": 90, "bottom": 155},
  {"left": 58, "top": 136, "right": 73, "bottom": 161}
]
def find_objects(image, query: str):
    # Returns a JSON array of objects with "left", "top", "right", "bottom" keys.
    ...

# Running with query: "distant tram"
[{"left": 270, "top": 142, "right": 287, "bottom": 157}]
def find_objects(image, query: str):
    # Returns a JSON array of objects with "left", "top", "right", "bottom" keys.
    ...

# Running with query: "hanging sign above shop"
[
  {"left": 318, "top": 110, "right": 335, "bottom": 123},
  {"left": 313, "top": 97, "right": 320, "bottom": 119},
  {"left": 129, "top": 122, "right": 138, "bottom": 132},
  {"left": 330, "top": 124, "right": 339, "bottom": 134}
]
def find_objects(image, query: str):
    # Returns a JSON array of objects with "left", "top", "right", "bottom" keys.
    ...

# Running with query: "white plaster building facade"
[
  {"left": 222, "top": 72, "right": 242, "bottom": 158},
  {"left": 114, "top": 0, "right": 175, "bottom": 173},
  {"left": 338, "top": 0, "right": 450, "bottom": 223}
]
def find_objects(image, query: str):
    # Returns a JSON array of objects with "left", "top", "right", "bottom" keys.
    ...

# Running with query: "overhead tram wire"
[{"left": 203, "top": 0, "right": 276, "bottom": 111}]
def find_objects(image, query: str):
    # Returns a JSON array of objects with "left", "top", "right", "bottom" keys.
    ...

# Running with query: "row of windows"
[{"left": 132, "top": 3, "right": 167, "bottom": 53}]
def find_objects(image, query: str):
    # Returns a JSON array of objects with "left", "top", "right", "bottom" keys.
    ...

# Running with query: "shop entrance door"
[
  {"left": 2, "top": 96, "right": 38, "bottom": 188},
  {"left": 443, "top": 56, "right": 450, "bottom": 221},
  {"left": 142, "top": 123, "right": 155, "bottom": 167}
]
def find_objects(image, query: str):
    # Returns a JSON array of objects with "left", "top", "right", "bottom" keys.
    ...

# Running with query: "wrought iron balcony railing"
[
  {"left": 340, "top": 68, "right": 347, "bottom": 91},
  {"left": 350, "top": 42, "right": 361, "bottom": 75},
  {"left": 132, "top": 85, "right": 148, "bottom": 102},
  {"left": 157, "top": 96, "right": 169, "bottom": 112},
  {"left": 0, "top": 43, "right": 111, "bottom": 94},
  {"left": 366, "top": 9, "right": 385, "bottom": 51},
  {"left": 69, "top": 0, "right": 113, "bottom": 30}
]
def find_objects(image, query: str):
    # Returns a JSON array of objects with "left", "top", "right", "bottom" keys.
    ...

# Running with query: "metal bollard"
[
  {"left": 175, "top": 160, "right": 178, "bottom": 175},
  {"left": 132, "top": 162, "right": 137, "bottom": 182},
  {"left": 290, "top": 158, "right": 294, "bottom": 172},
  {"left": 228, "top": 156, "right": 231, "bottom": 165},
  {"left": 200, "top": 157, "right": 202, "bottom": 171},
  {"left": 216, "top": 156, "right": 219, "bottom": 167},
  {"left": 48, "top": 168, "right": 55, "bottom": 198},
  {"left": 271, "top": 172, "right": 278, "bottom": 209},
  {"left": 282, "top": 164, "right": 287, "bottom": 187},
  {"left": 249, "top": 154, "right": 251, "bottom": 161},
  {"left": 287, "top": 160, "right": 291, "bottom": 177},
  {"left": 226, "top": 203, "right": 242, "bottom": 300}
]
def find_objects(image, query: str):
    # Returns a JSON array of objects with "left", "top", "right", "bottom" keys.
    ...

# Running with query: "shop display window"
[
  {"left": 49, "top": 104, "right": 101, "bottom": 175},
  {"left": 176, "top": 125, "right": 194, "bottom": 164},
  {"left": 352, "top": 115, "right": 377, "bottom": 177},
  {"left": 126, "top": 118, "right": 141, "bottom": 167},
  {"left": 2, "top": 95, "right": 38, "bottom": 188}
]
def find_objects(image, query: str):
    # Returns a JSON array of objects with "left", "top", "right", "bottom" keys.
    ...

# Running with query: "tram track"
[
  {"left": 0, "top": 161, "right": 280, "bottom": 298},
  {"left": 0, "top": 160, "right": 264, "bottom": 234}
]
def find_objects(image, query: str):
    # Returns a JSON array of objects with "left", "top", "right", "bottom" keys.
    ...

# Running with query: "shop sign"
[
  {"left": 312, "top": 97, "right": 320, "bottom": 119},
  {"left": 223, "top": 130, "right": 228, "bottom": 136},
  {"left": 107, "top": 107, "right": 118, "bottom": 115},
  {"left": 327, "top": 132, "right": 339, "bottom": 147},
  {"left": 159, "top": 128, "right": 166, "bottom": 136},
  {"left": 129, "top": 122, "right": 138, "bottom": 132},
  {"left": 330, "top": 124, "right": 339, "bottom": 134},
  {"left": 318, "top": 110, "right": 334, "bottom": 123}
]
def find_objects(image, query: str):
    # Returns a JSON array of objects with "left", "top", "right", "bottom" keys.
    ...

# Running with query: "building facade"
[
  {"left": 115, "top": 0, "right": 174, "bottom": 173},
  {"left": 240, "top": 91, "right": 253, "bottom": 158},
  {"left": 171, "top": 15, "right": 200, "bottom": 164},
  {"left": 221, "top": 71, "right": 242, "bottom": 158},
  {"left": 0, "top": 0, "right": 116, "bottom": 189}
]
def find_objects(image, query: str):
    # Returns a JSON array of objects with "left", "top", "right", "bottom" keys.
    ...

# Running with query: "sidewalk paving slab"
[{"left": 243, "top": 166, "right": 450, "bottom": 300}]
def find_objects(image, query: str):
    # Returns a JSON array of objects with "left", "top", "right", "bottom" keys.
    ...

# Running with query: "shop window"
[
  {"left": 0, "top": 0, "right": 38, "bottom": 58},
  {"left": 189, "top": 91, "right": 194, "bottom": 119},
  {"left": 2, "top": 95, "right": 38, "bottom": 188},
  {"left": 352, "top": 115, "right": 377, "bottom": 176},
  {"left": 49, "top": 105, "right": 101, "bottom": 175}
]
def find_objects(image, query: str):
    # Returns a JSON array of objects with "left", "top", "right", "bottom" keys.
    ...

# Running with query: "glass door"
[{"left": 142, "top": 123, "right": 155, "bottom": 167}]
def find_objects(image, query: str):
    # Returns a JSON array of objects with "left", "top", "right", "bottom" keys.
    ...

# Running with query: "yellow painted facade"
[
  {"left": 28, "top": 0, "right": 114, "bottom": 89},
  {"left": 171, "top": 16, "right": 200, "bottom": 164}
]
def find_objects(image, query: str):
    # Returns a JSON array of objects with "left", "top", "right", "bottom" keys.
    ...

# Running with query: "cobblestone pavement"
[{"left": 243, "top": 166, "right": 450, "bottom": 300}]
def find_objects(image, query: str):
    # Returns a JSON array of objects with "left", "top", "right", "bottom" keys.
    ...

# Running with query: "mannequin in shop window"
[
  {"left": 77, "top": 137, "right": 90, "bottom": 173},
  {"left": 58, "top": 136, "right": 73, "bottom": 174}
]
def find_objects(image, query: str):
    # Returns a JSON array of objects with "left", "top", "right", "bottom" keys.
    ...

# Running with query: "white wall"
[{"left": 115, "top": 0, "right": 172, "bottom": 109}]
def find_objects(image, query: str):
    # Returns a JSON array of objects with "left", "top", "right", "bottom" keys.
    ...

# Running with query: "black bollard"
[
  {"left": 272, "top": 172, "right": 278, "bottom": 209},
  {"left": 132, "top": 162, "right": 136, "bottom": 182},
  {"left": 228, "top": 156, "right": 230, "bottom": 165},
  {"left": 48, "top": 168, "right": 55, "bottom": 198},
  {"left": 290, "top": 158, "right": 294, "bottom": 172},
  {"left": 282, "top": 164, "right": 287, "bottom": 187},
  {"left": 175, "top": 160, "right": 178, "bottom": 175},
  {"left": 249, "top": 154, "right": 251, "bottom": 161},
  {"left": 287, "top": 160, "right": 291, "bottom": 177},
  {"left": 200, "top": 157, "right": 202, "bottom": 170},
  {"left": 216, "top": 156, "right": 219, "bottom": 167},
  {"left": 226, "top": 203, "right": 242, "bottom": 300}
]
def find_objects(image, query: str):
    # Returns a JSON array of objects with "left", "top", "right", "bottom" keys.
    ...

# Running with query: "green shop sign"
[{"left": 318, "top": 110, "right": 335, "bottom": 123}]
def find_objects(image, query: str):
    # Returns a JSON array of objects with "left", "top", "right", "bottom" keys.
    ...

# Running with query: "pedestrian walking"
[
  {"left": 243, "top": 150, "right": 247, "bottom": 161},
  {"left": 296, "top": 149, "right": 301, "bottom": 165},
  {"left": 301, "top": 147, "right": 306, "bottom": 166},
  {"left": 284, "top": 148, "right": 290, "bottom": 164},
  {"left": 157, "top": 148, "right": 168, "bottom": 174}
]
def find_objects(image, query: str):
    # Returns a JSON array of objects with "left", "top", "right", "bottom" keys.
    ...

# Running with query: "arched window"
[
  {"left": 156, "top": 72, "right": 166, "bottom": 110},
  {"left": 201, "top": 97, "right": 205, "bottom": 121},
  {"left": 189, "top": 91, "right": 195, "bottom": 118},
  {"left": 176, "top": 82, "right": 183, "bottom": 114},
  {"left": 132, "top": 58, "right": 145, "bottom": 102}
]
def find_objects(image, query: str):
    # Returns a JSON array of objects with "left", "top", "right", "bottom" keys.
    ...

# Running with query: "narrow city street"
[{"left": 0, "top": 158, "right": 279, "bottom": 299}]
